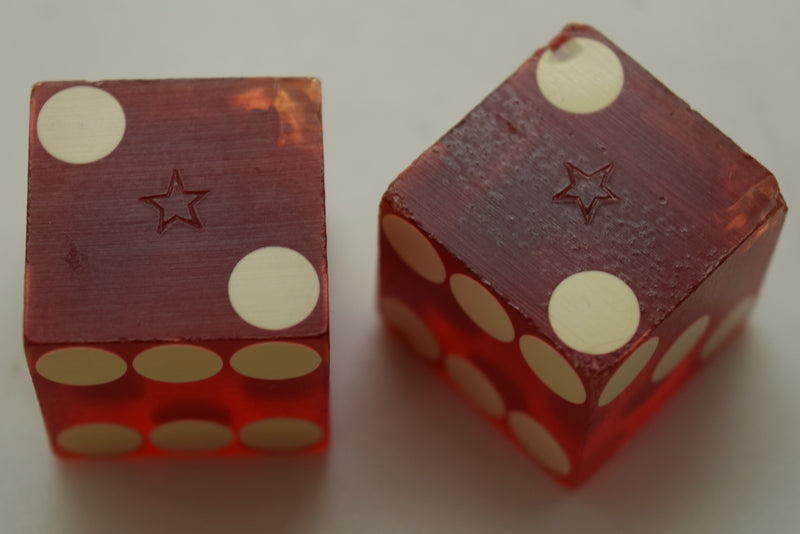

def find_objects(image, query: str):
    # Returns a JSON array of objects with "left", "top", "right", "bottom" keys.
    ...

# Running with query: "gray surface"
[{"left": 1, "top": 1, "right": 798, "bottom": 532}]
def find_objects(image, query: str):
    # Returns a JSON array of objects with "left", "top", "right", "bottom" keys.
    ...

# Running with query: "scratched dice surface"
[
  {"left": 379, "top": 25, "right": 786, "bottom": 485},
  {"left": 25, "top": 78, "right": 328, "bottom": 457}
]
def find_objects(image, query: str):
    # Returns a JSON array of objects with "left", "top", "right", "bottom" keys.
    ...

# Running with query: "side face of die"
[
  {"left": 378, "top": 25, "right": 786, "bottom": 485},
  {"left": 25, "top": 78, "right": 329, "bottom": 457}
]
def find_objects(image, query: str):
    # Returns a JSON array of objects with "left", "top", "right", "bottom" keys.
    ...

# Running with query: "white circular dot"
[
  {"left": 381, "top": 297, "right": 439, "bottom": 361},
  {"left": 231, "top": 342, "right": 322, "bottom": 380},
  {"left": 652, "top": 316, "right": 710, "bottom": 382},
  {"left": 36, "top": 86, "right": 126, "bottom": 164},
  {"left": 508, "top": 411, "right": 571, "bottom": 476},
  {"left": 239, "top": 418, "right": 323, "bottom": 452},
  {"left": 536, "top": 37, "right": 624, "bottom": 114},
  {"left": 150, "top": 420, "right": 233, "bottom": 453},
  {"left": 701, "top": 297, "right": 755, "bottom": 359},
  {"left": 57, "top": 423, "right": 142, "bottom": 456},
  {"left": 598, "top": 337, "right": 659, "bottom": 407},
  {"left": 548, "top": 271, "right": 640, "bottom": 355},
  {"left": 519, "top": 335, "right": 586, "bottom": 404},
  {"left": 449, "top": 274, "right": 514, "bottom": 342},
  {"left": 133, "top": 345, "right": 222, "bottom": 383},
  {"left": 228, "top": 246, "right": 320, "bottom": 330},
  {"left": 382, "top": 214, "right": 446, "bottom": 284},
  {"left": 444, "top": 355, "right": 506, "bottom": 417},
  {"left": 36, "top": 347, "right": 127, "bottom": 386}
]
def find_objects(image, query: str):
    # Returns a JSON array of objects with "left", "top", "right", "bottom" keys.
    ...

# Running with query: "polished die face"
[
  {"left": 378, "top": 25, "right": 786, "bottom": 485},
  {"left": 25, "top": 78, "right": 329, "bottom": 457}
]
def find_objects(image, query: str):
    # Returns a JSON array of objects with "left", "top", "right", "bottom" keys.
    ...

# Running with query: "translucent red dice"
[
  {"left": 378, "top": 25, "right": 786, "bottom": 485},
  {"left": 24, "top": 78, "right": 328, "bottom": 457}
]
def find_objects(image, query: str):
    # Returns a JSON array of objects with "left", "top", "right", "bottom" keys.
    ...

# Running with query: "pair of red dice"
[{"left": 24, "top": 25, "right": 787, "bottom": 486}]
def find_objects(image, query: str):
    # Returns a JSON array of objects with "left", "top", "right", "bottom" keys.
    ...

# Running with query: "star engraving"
[
  {"left": 553, "top": 162, "right": 620, "bottom": 223},
  {"left": 140, "top": 169, "right": 209, "bottom": 234}
]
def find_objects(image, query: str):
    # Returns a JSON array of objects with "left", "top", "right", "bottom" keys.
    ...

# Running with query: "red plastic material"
[
  {"left": 378, "top": 24, "right": 786, "bottom": 485},
  {"left": 25, "top": 78, "right": 328, "bottom": 458}
]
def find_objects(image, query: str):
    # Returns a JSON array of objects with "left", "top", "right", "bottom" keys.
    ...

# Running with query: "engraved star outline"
[
  {"left": 552, "top": 162, "right": 620, "bottom": 223},
  {"left": 139, "top": 169, "right": 209, "bottom": 234}
]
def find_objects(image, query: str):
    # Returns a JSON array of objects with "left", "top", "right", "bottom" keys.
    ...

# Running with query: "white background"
[{"left": 1, "top": 1, "right": 799, "bottom": 532}]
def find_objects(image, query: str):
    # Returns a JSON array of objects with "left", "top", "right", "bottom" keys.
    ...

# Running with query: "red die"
[
  {"left": 378, "top": 25, "right": 786, "bottom": 485},
  {"left": 25, "top": 78, "right": 328, "bottom": 457}
]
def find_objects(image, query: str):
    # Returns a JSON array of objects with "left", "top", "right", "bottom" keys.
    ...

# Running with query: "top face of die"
[
  {"left": 26, "top": 78, "right": 327, "bottom": 344},
  {"left": 384, "top": 25, "right": 785, "bottom": 362}
]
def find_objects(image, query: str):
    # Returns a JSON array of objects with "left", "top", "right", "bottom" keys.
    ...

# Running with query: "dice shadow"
[
  {"left": 367, "top": 321, "right": 771, "bottom": 531},
  {"left": 344, "top": 326, "right": 572, "bottom": 525},
  {"left": 52, "top": 322, "right": 771, "bottom": 533},
  {"left": 55, "top": 454, "right": 329, "bottom": 534},
  {"left": 576, "top": 327, "right": 771, "bottom": 528}
]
